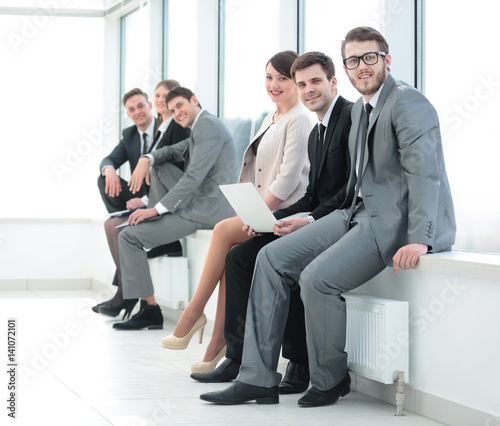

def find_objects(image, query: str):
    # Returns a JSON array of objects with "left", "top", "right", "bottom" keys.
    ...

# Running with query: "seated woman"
[{"left": 161, "top": 50, "right": 314, "bottom": 373}]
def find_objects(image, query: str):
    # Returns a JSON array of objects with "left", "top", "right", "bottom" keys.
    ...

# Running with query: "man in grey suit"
[
  {"left": 93, "top": 86, "right": 190, "bottom": 314},
  {"left": 112, "top": 87, "right": 239, "bottom": 330},
  {"left": 200, "top": 27, "right": 456, "bottom": 407}
]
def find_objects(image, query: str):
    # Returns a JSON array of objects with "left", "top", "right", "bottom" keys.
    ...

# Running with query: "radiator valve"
[{"left": 393, "top": 371, "right": 406, "bottom": 416}]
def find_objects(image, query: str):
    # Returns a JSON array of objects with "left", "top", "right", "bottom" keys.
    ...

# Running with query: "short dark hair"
[
  {"left": 155, "top": 79, "right": 181, "bottom": 91},
  {"left": 341, "top": 26, "right": 389, "bottom": 59},
  {"left": 165, "top": 87, "right": 202, "bottom": 109},
  {"left": 266, "top": 50, "right": 299, "bottom": 78},
  {"left": 291, "top": 51, "right": 336, "bottom": 81},
  {"left": 122, "top": 88, "right": 148, "bottom": 106}
]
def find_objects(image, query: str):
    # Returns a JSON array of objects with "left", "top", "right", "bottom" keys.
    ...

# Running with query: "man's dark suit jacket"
[
  {"left": 99, "top": 119, "right": 190, "bottom": 174},
  {"left": 274, "top": 95, "right": 353, "bottom": 221}
]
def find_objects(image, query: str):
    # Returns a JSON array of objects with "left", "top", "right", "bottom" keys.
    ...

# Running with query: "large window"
[
  {"left": 115, "top": 0, "right": 498, "bottom": 255},
  {"left": 0, "top": 14, "right": 104, "bottom": 218},
  {"left": 165, "top": 0, "right": 199, "bottom": 93},
  {"left": 164, "top": 0, "right": 218, "bottom": 111},
  {"left": 303, "top": 0, "right": 382, "bottom": 103},
  {"left": 119, "top": 4, "right": 150, "bottom": 131},
  {"left": 426, "top": 1, "right": 500, "bottom": 254},
  {"left": 221, "top": 0, "right": 297, "bottom": 160}
]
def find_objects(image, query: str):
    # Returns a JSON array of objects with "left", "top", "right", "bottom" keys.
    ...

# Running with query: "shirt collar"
[
  {"left": 319, "top": 93, "right": 340, "bottom": 129},
  {"left": 158, "top": 116, "right": 173, "bottom": 133},
  {"left": 138, "top": 117, "right": 156, "bottom": 139},
  {"left": 363, "top": 82, "right": 385, "bottom": 111},
  {"left": 191, "top": 108, "right": 205, "bottom": 131}
]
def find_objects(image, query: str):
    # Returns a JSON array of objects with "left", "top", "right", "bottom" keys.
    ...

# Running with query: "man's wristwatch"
[{"left": 307, "top": 215, "right": 315, "bottom": 224}]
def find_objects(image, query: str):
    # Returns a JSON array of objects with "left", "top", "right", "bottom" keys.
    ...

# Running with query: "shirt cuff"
[
  {"left": 102, "top": 165, "right": 115, "bottom": 176},
  {"left": 144, "top": 154, "right": 154, "bottom": 166},
  {"left": 141, "top": 195, "right": 149, "bottom": 206},
  {"left": 155, "top": 202, "right": 169, "bottom": 215}
]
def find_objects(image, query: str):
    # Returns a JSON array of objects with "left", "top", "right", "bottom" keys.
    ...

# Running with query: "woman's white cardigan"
[{"left": 238, "top": 102, "right": 314, "bottom": 212}]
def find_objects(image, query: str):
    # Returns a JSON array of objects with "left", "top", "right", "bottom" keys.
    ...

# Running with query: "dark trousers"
[
  {"left": 97, "top": 174, "right": 148, "bottom": 213},
  {"left": 224, "top": 233, "right": 308, "bottom": 364}
]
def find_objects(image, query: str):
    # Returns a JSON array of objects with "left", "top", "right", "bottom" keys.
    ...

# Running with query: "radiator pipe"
[{"left": 394, "top": 371, "right": 405, "bottom": 416}]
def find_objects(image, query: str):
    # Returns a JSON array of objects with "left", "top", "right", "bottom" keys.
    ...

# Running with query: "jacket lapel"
[
  {"left": 319, "top": 96, "right": 344, "bottom": 168},
  {"left": 360, "top": 74, "right": 395, "bottom": 172}
]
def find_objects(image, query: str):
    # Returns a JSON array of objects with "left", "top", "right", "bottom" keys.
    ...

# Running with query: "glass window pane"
[
  {"left": 0, "top": 15, "right": 104, "bottom": 218},
  {"left": 120, "top": 5, "right": 150, "bottom": 131},
  {"left": 165, "top": 0, "right": 218, "bottom": 112},
  {"left": 304, "top": 0, "right": 382, "bottom": 103},
  {"left": 222, "top": 0, "right": 296, "bottom": 160},
  {"left": 166, "top": 0, "right": 198, "bottom": 92},
  {"left": 426, "top": 1, "right": 500, "bottom": 254}
]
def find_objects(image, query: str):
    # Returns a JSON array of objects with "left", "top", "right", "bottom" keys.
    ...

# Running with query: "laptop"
[{"left": 219, "top": 182, "right": 278, "bottom": 233}]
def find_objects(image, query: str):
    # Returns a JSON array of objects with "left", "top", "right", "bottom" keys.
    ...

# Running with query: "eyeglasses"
[{"left": 343, "top": 52, "right": 386, "bottom": 70}]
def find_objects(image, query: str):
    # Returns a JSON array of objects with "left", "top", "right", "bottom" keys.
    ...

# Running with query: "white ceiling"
[
  {"left": 0, "top": 0, "right": 145, "bottom": 16},
  {"left": 0, "top": 0, "right": 128, "bottom": 11},
  {"left": 0, "top": 0, "right": 104, "bottom": 8}
]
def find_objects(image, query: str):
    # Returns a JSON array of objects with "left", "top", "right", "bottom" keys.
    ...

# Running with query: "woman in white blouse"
[{"left": 161, "top": 51, "right": 314, "bottom": 373}]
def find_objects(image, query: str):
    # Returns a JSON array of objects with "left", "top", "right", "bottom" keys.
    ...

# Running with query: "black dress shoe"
[
  {"left": 279, "top": 361, "right": 310, "bottom": 394},
  {"left": 200, "top": 380, "right": 279, "bottom": 405},
  {"left": 147, "top": 241, "right": 183, "bottom": 258},
  {"left": 190, "top": 358, "right": 240, "bottom": 383},
  {"left": 113, "top": 300, "right": 163, "bottom": 330},
  {"left": 98, "top": 298, "right": 138, "bottom": 319},
  {"left": 298, "top": 372, "right": 351, "bottom": 407}
]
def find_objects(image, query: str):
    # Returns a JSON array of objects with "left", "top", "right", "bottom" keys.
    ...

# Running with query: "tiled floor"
[{"left": 0, "top": 290, "right": 444, "bottom": 425}]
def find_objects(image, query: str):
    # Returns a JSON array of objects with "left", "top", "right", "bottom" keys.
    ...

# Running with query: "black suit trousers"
[
  {"left": 97, "top": 174, "right": 148, "bottom": 213},
  {"left": 224, "top": 233, "right": 308, "bottom": 363}
]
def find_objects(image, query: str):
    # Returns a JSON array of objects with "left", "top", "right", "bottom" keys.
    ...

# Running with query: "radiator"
[
  {"left": 345, "top": 293, "right": 409, "bottom": 385},
  {"left": 149, "top": 256, "right": 189, "bottom": 310}
]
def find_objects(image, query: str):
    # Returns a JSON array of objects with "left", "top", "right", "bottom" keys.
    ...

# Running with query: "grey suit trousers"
[
  {"left": 237, "top": 203, "right": 386, "bottom": 391},
  {"left": 119, "top": 163, "right": 211, "bottom": 299}
]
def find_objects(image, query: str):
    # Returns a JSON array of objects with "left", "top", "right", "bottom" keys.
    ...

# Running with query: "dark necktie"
[
  {"left": 345, "top": 103, "right": 373, "bottom": 232},
  {"left": 141, "top": 133, "right": 148, "bottom": 156},
  {"left": 316, "top": 123, "right": 327, "bottom": 166}
]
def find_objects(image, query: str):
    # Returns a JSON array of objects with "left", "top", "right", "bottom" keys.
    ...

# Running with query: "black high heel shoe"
[
  {"left": 92, "top": 299, "right": 112, "bottom": 313},
  {"left": 98, "top": 299, "right": 138, "bottom": 320}
]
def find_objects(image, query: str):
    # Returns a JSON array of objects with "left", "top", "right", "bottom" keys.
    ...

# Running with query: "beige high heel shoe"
[
  {"left": 190, "top": 346, "right": 227, "bottom": 373},
  {"left": 161, "top": 313, "right": 207, "bottom": 350}
]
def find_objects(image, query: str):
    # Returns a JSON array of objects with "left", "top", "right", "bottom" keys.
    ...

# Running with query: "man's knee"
[
  {"left": 225, "top": 243, "right": 238, "bottom": 267},
  {"left": 299, "top": 264, "right": 336, "bottom": 303},
  {"left": 97, "top": 174, "right": 106, "bottom": 193},
  {"left": 255, "top": 244, "right": 274, "bottom": 269},
  {"left": 118, "top": 227, "right": 136, "bottom": 247},
  {"left": 226, "top": 239, "right": 250, "bottom": 270}
]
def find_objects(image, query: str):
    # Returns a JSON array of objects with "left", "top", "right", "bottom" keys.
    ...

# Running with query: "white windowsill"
[{"left": 415, "top": 251, "right": 500, "bottom": 281}]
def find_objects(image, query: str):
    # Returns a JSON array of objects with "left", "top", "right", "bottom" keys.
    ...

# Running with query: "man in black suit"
[
  {"left": 98, "top": 87, "right": 189, "bottom": 213},
  {"left": 192, "top": 52, "right": 353, "bottom": 394}
]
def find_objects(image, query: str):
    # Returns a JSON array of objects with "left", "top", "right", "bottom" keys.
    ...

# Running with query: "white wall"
[
  {"left": 0, "top": 219, "right": 114, "bottom": 285},
  {"left": 350, "top": 254, "right": 500, "bottom": 420}
]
